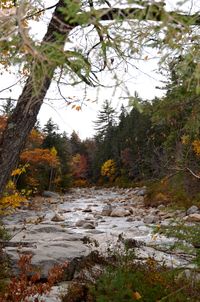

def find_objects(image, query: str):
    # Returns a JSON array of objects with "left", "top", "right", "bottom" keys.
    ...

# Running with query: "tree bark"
[{"left": 0, "top": 0, "right": 72, "bottom": 197}]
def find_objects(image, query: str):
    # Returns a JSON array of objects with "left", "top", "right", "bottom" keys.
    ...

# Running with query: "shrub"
[
  {"left": 101, "top": 159, "right": 116, "bottom": 182},
  {"left": 0, "top": 254, "right": 67, "bottom": 302},
  {"left": 73, "top": 179, "right": 89, "bottom": 187},
  {"left": 144, "top": 172, "right": 198, "bottom": 208}
]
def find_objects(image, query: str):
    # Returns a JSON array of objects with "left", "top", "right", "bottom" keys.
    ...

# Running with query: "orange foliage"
[
  {"left": 27, "top": 129, "right": 44, "bottom": 148},
  {"left": 71, "top": 153, "right": 88, "bottom": 179},
  {"left": 0, "top": 254, "right": 67, "bottom": 302},
  {"left": 73, "top": 179, "right": 89, "bottom": 187},
  {"left": 20, "top": 148, "right": 59, "bottom": 167},
  {"left": 26, "top": 176, "right": 40, "bottom": 187}
]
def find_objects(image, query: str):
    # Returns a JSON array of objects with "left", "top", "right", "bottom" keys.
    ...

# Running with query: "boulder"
[
  {"left": 82, "top": 222, "right": 95, "bottom": 229},
  {"left": 123, "top": 238, "right": 144, "bottom": 248},
  {"left": 157, "top": 204, "right": 165, "bottom": 210},
  {"left": 161, "top": 212, "right": 174, "bottom": 219},
  {"left": 42, "top": 191, "right": 60, "bottom": 198},
  {"left": 75, "top": 219, "right": 86, "bottom": 227},
  {"left": 110, "top": 208, "right": 131, "bottom": 217},
  {"left": 51, "top": 213, "right": 65, "bottom": 222},
  {"left": 143, "top": 215, "right": 159, "bottom": 224},
  {"left": 184, "top": 213, "right": 200, "bottom": 222},
  {"left": 124, "top": 206, "right": 134, "bottom": 214},
  {"left": 131, "top": 196, "right": 144, "bottom": 203},
  {"left": 136, "top": 188, "right": 146, "bottom": 196},
  {"left": 75, "top": 220, "right": 96, "bottom": 229},
  {"left": 186, "top": 205, "right": 199, "bottom": 215},
  {"left": 83, "top": 207, "right": 92, "bottom": 213},
  {"left": 101, "top": 205, "right": 112, "bottom": 216},
  {"left": 5, "top": 231, "right": 90, "bottom": 279},
  {"left": 126, "top": 217, "right": 134, "bottom": 222}
]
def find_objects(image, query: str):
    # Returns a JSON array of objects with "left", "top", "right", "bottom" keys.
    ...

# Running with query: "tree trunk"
[{"left": 0, "top": 0, "right": 71, "bottom": 197}]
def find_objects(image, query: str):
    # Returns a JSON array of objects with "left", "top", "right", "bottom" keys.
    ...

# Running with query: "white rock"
[
  {"left": 184, "top": 213, "right": 200, "bottom": 222},
  {"left": 186, "top": 205, "right": 199, "bottom": 215},
  {"left": 51, "top": 213, "right": 65, "bottom": 222},
  {"left": 110, "top": 208, "right": 131, "bottom": 217},
  {"left": 101, "top": 205, "right": 112, "bottom": 216}
]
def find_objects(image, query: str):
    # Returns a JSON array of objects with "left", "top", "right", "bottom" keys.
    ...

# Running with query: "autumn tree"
[
  {"left": 19, "top": 147, "right": 60, "bottom": 191},
  {"left": 0, "top": 0, "right": 200, "bottom": 196},
  {"left": 42, "top": 120, "right": 72, "bottom": 189},
  {"left": 101, "top": 159, "right": 116, "bottom": 182},
  {"left": 71, "top": 153, "right": 88, "bottom": 180}
]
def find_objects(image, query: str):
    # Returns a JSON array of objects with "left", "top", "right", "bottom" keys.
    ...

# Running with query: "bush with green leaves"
[{"left": 63, "top": 245, "right": 200, "bottom": 302}]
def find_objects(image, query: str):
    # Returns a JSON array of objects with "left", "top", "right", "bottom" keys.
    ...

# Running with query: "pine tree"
[
  {"left": 94, "top": 100, "right": 117, "bottom": 140},
  {"left": 0, "top": 99, "right": 15, "bottom": 116}
]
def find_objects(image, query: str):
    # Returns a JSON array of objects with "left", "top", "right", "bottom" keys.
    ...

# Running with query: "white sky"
[{"left": 0, "top": 0, "right": 200, "bottom": 139}]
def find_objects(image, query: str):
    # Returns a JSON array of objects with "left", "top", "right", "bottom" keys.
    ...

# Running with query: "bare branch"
[
  {"left": 0, "top": 77, "right": 25, "bottom": 94},
  {"left": 186, "top": 167, "right": 200, "bottom": 179},
  {"left": 22, "top": 4, "right": 57, "bottom": 21}
]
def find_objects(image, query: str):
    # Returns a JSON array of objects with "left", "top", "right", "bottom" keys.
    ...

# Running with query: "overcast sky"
[{"left": 0, "top": 0, "right": 199, "bottom": 139}]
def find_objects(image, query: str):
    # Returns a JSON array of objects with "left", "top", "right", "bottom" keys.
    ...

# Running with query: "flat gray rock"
[
  {"left": 43, "top": 191, "right": 60, "bottom": 198},
  {"left": 110, "top": 208, "right": 131, "bottom": 217},
  {"left": 186, "top": 205, "right": 199, "bottom": 215},
  {"left": 143, "top": 215, "right": 159, "bottom": 224}
]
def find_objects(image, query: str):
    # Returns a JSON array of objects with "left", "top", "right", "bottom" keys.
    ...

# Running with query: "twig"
[
  {"left": 22, "top": 4, "right": 57, "bottom": 21},
  {"left": 0, "top": 77, "right": 25, "bottom": 94},
  {"left": 186, "top": 167, "right": 200, "bottom": 179},
  {"left": 159, "top": 286, "right": 187, "bottom": 301}
]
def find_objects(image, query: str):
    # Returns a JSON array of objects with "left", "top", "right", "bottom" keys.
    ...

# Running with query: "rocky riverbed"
[{"left": 2, "top": 187, "right": 200, "bottom": 301}]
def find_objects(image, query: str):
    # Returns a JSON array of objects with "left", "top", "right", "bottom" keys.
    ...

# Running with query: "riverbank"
[{"left": 1, "top": 187, "right": 200, "bottom": 301}]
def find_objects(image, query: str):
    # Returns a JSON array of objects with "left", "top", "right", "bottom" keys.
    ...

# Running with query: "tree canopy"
[{"left": 0, "top": 0, "right": 200, "bottom": 195}]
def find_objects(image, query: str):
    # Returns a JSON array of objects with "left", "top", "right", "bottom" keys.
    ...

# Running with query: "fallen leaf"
[{"left": 132, "top": 291, "right": 142, "bottom": 300}]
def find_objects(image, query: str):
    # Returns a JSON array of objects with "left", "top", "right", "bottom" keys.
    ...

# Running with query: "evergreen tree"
[
  {"left": 94, "top": 100, "right": 117, "bottom": 140},
  {"left": 70, "top": 131, "right": 86, "bottom": 155},
  {"left": 0, "top": 99, "right": 15, "bottom": 116}
]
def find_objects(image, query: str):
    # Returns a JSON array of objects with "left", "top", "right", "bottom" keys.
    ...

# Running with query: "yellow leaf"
[
  {"left": 11, "top": 168, "right": 22, "bottom": 176},
  {"left": 132, "top": 291, "right": 142, "bottom": 300},
  {"left": 75, "top": 105, "right": 81, "bottom": 111},
  {"left": 50, "top": 146, "right": 57, "bottom": 157}
]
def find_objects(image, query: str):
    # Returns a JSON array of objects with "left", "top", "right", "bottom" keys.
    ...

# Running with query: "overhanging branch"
[{"left": 82, "top": 5, "right": 200, "bottom": 26}]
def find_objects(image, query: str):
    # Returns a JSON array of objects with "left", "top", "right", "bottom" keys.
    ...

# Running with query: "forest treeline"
[{"left": 1, "top": 57, "right": 200, "bottom": 206}]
